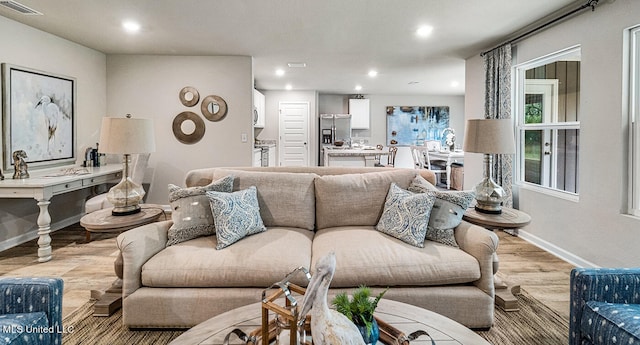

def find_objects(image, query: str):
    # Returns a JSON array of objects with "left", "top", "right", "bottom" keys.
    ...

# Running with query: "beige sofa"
[{"left": 117, "top": 166, "right": 499, "bottom": 329}]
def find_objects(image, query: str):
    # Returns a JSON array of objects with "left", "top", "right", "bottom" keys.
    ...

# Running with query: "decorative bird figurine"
[
  {"left": 299, "top": 252, "right": 365, "bottom": 345},
  {"left": 35, "top": 95, "right": 60, "bottom": 153}
]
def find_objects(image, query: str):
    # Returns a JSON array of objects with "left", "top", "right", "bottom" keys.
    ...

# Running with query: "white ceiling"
[{"left": 0, "top": 0, "right": 580, "bottom": 95}]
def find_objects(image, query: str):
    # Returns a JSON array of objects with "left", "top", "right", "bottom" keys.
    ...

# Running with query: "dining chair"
[
  {"left": 375, "top": 146, "right": 397, "bottom": 167},
  {"left": 410, "top": 146, "right": 425, "bottom": 169},
  {"left": 387, "top": 146, "right": 398, "bottom": 167},
  {"left": 420, "top": 146, "right": 447, "bottom": 187},
  {"left": 425, "top": 140, "right": 441, "bottom": 152}
]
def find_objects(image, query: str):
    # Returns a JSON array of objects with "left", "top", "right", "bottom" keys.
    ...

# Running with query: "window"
[
  {"left": 628, "top": 26, "right": 640, "bottom": 216},
  {"left": 514, "top": 46, "right": 581, "bottom": 197}
]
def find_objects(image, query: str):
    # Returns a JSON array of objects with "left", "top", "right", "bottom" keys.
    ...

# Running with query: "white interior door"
[{"left": 279, "top": 102, "right": 309, "bottom": 166}]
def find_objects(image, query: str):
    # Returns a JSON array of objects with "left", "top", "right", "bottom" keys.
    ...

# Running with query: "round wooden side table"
[
  {"left": 80, "top": 204, "right": 165, "bottom": 242},
  {"left": 463, "top": 206, "right": 531, "bottom": 312},
  {"left": 80, "top": 204, "right": 167, "bottom": 316},
  {"left": 462, "top": 207, "right": 531, "bottom": 232}
]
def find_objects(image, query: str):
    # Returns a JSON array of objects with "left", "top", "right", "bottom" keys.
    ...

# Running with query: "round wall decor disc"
[
  {"left": 179, "top": 86, "right": 200, "bottom": 107},
  {"left": 172, "top": 111, "right": 205, "bottom": 144},
  {"left": 201, "top": 95, "right": 228, "bottom": 122}
]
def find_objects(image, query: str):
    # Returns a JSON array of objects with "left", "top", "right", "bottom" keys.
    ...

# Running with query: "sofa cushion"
[
  {"left": 142, "top": 227, "right": 313, "bottom": 288},
  {"left": 315, "top": 170, "right": 417, "bottom": 230},
  {"left": 376, "top": 183, "right": 436, "bottom": 247},
  {"left": 211, "top": 169, "right": 316, "bottom": 231},
  {"left": 207, "top": 186, "right": 267, "bottom": 250},
  {"left": 408, "top": 175, "right": 475, "bottom": 247},
  {"left": 579, "top": 301, "right": 640, "bottom": 345},
  {"left": 166, "top": 175, "right": 234, "bottom": 246},
  {"left": 0, "top": 312, "right": 49, "bottom": 345},
  {"left": 312, "top": 226, "right": 481, "bottom": 288}
]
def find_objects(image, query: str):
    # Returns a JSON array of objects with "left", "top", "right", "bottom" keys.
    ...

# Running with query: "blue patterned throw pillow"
[
  {"left": 206, "top": 186, "right": 267, "bottom": 250},
  {"left": 375, "top": 183, "right": 437, "bottom": 248},
  {"left": 408, "top": 175, "right": 475, "bottom": 247}
]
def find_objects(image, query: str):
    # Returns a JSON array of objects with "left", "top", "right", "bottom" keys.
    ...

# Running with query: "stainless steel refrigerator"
[{"left": 319, "top": 114, "right": 351, "bottom": 165}]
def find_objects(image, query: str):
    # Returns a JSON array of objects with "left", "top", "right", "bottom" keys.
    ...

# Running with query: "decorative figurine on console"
[
  {"left": 12, "top": 150, "right": 29, "bottom": 179},
  {"left": 442, "top": 128, "right": 456, "bottom": 152}
]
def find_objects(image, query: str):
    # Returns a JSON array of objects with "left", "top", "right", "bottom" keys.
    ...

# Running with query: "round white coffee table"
[{"left": 169, "top": 299, "right": 489, "bottom": 345}]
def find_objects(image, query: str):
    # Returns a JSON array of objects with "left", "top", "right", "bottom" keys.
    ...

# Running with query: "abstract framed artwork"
[
  {"left": 1, "top": 64, "right": 76, "bottom": 171},
  {"left": 385, "top": 106, "right": 449, "bottom": 146}
]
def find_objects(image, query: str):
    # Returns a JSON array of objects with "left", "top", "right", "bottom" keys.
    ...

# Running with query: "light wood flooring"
[{"left": 0, "top": 224, "right": 575, "bottom": 320}]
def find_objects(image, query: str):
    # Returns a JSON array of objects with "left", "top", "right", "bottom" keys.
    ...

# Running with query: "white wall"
[
  {"left": 464, "top": 0, "right": 640, "bottom": 267},
  {"left": 107, "top": 55, "right": 254, "bottom": 204},
  {"left": 0, "top": 16, "right": 107, "bottom": 248},
  {"left": 463, "top": 56, "right": 486, "bottom": 191}
]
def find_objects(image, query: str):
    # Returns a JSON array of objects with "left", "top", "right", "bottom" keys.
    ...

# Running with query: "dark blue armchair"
[
  {"left": 0, "top": 277, "right": 64, "bottom": 345},
  {"left": 570, "top": 268, "right": 640, "bottom": 345}
]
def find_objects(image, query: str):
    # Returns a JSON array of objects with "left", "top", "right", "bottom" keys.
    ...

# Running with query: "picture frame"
[
  {"left": 1, "top": 64, "right": 76, "bottom": 171},
  {"left": 385, "top": 106, "right": 449, "bottom": 146}
]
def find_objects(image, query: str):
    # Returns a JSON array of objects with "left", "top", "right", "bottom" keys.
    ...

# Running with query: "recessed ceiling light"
[
  {"left": 368, "top": 70, "right": 378, "bottom": 78},
  {"left": 275, "top": 69, "right": 285, "bottom": 77},
  {"left": 287, "top": 62, "right": 307, "bottom": 68},
  {"left": 122, "top": 20, "right": 141, "bottom": 34},
  {"left": 285, "top": 84, "right": 293, "bottom": 90},
  {"left": 355, "top": 85, "right": 363, "bottom": 91},
  {"left": 416, "top": 25, "right": 433, "bottom": 38},
  {"left": 408, "top": 81, "right": 420, "bottom": 85}
]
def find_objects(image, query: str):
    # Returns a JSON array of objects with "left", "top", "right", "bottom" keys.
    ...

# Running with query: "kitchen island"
[{"left": 323, "top": 147, "right": 388, "bottom": 167}]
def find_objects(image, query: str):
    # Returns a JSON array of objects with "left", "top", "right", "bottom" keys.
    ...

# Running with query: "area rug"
[
  {"left": 475, "top": 290, "right": 569, "bottom": 345},
  {"left": 62, "top": 289, "right": 568, "bottom": 345}
]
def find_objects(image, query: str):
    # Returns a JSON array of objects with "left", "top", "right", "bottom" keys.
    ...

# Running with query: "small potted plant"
[{"left": 332, "top": 286, "right": 388, "bottom": 344}]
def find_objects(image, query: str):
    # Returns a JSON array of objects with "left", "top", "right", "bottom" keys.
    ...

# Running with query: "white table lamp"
[
  {"left": 463, "top": 119, "right": 515, "bottom": 214},
  {"left": 99, "top": 114, "right": 155, "bottom": 216}
]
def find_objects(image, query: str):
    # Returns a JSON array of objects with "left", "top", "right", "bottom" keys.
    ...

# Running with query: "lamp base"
[
  {"left": 106, "top": 154, "right": 146, "bottom": 217},
  {"left": 472, "top": 153, "right": 506, "bottom": 215},
  {"left": 111, "top": 205, "right": 141, "bottom": 216},
  {"left": 475, "top": 205, "right": 502, "bottom": 215}
]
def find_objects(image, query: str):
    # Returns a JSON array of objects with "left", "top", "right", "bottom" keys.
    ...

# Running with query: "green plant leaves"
[{"left": 331, "top": 286, "right": 389, "bottom": 335}]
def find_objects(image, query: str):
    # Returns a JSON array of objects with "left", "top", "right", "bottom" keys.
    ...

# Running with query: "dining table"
[{"left": 428, "top": 150, "right": 464, "bottom": 189}]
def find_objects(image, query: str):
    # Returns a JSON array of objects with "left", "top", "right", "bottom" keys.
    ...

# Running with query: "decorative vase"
[{"left": 356, "top": 318, "right": 380, "bottom": 345}]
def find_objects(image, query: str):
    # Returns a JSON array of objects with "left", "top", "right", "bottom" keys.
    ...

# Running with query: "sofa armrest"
[
  {"left": 0, "top": 277, "right": 64, "bottom": 344},
  {"left": 569, "top": 267, "right": 640, "bottom": 345},
  {"left": 454, "top": 220, "right": 499, "bottom": 296},
  {"left": 117, "top": 220, "right": 172, "bottom": 299}
]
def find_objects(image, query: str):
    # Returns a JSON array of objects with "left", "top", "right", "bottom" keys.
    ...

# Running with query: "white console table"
[{"left": 0, "top": 165, "right": 122, "bottom": 262}]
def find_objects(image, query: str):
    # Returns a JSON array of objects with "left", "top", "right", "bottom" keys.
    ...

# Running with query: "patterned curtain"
[{"left": 483, "top": 44, "right": 513, "bottom": 207}]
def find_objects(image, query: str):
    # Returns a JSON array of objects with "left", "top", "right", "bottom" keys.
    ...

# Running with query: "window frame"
[
  {"left": 513, "top": 45, "right": 581, "bottom": 201},
  {"left": 628, "top": 26, "right": 640, "bottom": 216}
]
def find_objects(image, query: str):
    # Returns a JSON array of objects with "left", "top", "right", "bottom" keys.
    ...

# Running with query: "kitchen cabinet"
[
  {"left": 349, "top": 99, "right": 370, "bottom": 130},
  {"left": 253, "top": 89, "right": 265, "bottom": 128},
  {"left": 253, "top": 148, "right": 262, "bottom": 167},
  {"left": 268, "top": 146, "right": 276, "bottom": 166}
]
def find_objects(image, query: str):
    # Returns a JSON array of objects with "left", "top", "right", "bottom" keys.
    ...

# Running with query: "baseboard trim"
[
  {"left": 516, "top": 229, "right": 599, "bottom": 268},
  {"left": 0, "top": 215, "right": 82, "bottom": 253}
]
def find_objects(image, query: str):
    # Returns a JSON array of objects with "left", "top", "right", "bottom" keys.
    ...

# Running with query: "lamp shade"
[
  {"left": 463, "top": 118, "right": 515, "bottom": 154},
  {"left": 99, "top": 117, "right": 156, "bottom": 154}
]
